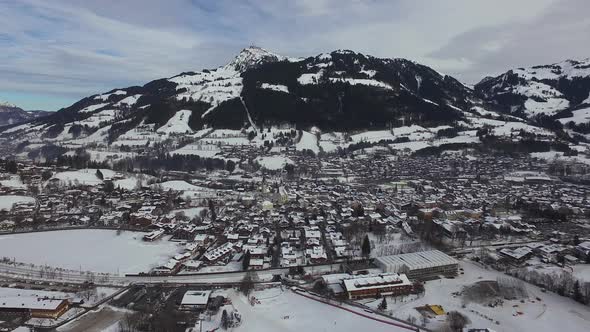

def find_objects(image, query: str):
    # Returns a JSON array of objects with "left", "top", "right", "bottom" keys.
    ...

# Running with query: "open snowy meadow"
[
  {"left": 358, "top": 260, "right": 590, "bottom": 332},
  {"left": 0, "top": 229, "right": 182, "bottom": 274},
  {"left": 208, "top": 288, "right": 409, "bottom": 332}
]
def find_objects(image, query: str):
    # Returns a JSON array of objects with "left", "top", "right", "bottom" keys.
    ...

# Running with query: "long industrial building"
[
  {"left": 0, "top": 297, "right": 69, "bottom": 319},
  {"left": 342, "top": 273, "right": 413, "bottom": 299},
  {"left": 375, "top": 250, "right": 458, "bottom": 280}
]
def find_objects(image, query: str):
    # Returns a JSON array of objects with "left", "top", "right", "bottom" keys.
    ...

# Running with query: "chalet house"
[
  {"left": 203, "top": 242, "right": 234, "bottom": 263},
  {"left": 174, "top": 225, "right": 199, "bottom": 240},
  {"left": 306, "top": 246, "right": 328, "bottom": 264},
  {"left": 280, "top": 244, "right": 298, "bottom": 267},
  {"left": 182, "top": 260, "right": 203, "bottom": 272},
  {"left": 249, "top": 258, "right": 264, "bottom": 270},
  {"left": 0, "top": 220, "right": 15, "bottom": 231},
  {"left": 173, "top": 252, "right": 192, "bottom": 263},
  {"left": 225, "top": 233, "right": 240, "bottom": 242},
  {"left": 537, "top": 244, "right": 567, "bottom": 261},
  {"left": 576, "top": 241, "right": 590, "bottom": 259},
  {"left": 153, "top": 259, "right": 182, "bottom": 275},
  {"left": 129, "top": 214, "right": 155, "bottom": 227},
  {"left": 499, "top": 247, "right": 533, "bottom": 264},
  {"left": 244, "top": 246, "right": 267, "bottom": 260},
  {"left": 194, "top": 234, "right": 212, "bottom": 247}
]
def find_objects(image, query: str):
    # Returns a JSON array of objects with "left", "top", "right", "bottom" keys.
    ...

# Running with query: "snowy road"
[{"left": 1, "top": 262, "right": 343, "bottom": 286}]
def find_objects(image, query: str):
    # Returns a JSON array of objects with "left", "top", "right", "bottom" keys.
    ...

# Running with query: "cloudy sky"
[{"left": 1, "top": 0, "right": 589, "bottom": 111}]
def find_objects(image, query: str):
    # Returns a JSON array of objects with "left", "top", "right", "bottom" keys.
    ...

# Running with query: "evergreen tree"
[
  {"left": 6, "top": 160, "right": 18, "bottom": 174},
  {"left": 226, "top": 159, "right": 236, "bottom": 173},
  {"left": 240, "top": 272, "right": 255, "bottom": 296},
  {"left": 361, "top": 234, "right": 371, "bottom": 257},
  {"left": 208, "top": 199, "right": 217, "bottom": 221},
  {"left": 573, "top": 235, "right": 580, "bottom": 246},
  {"left": 221, "top": 309, "right": 229, "bottom": 330},
  {"left": 96, "top": 169, "right": 104, "bottom": 180},
  {"left": 242, "top": 250, "right": 251, "bottom": 270},
  {"left": 104, "top": 180, "right": 115, "bottom": 193},
  {"left": 41, "top": 170, "right": 53, "bottom": 181},
  {"left": 378, "top": 297, "right": 387, "bottom": 311},
  {"left": 573, "top": 280, "right": 584, "bottom": 303}
]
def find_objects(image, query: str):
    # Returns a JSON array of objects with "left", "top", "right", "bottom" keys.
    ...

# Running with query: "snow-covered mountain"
[
  {"left": 1, "top": 47, "right": 584, "bottom": 161},
  {"left": 0, "top": 101, "right": 50, "bottom": 126},
  {"left": 475, "top": 58, "right": 590, "bottom": 119},
  {"left": 225, "top": 45, "right": 292, "bottom": 72}
]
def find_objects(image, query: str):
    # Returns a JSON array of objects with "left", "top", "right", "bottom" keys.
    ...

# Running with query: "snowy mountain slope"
[
  {"left": 156, "top": 109, "right": 193, "bottom": 134},
  {"left": 2, "top": 47, "right": 479, "bottom": 141},
  {"left": 0, "top": 47, "right": 581, "bottom": 160},
  {"left": 475, "top": 58, "right": 590, "bottom": 118}
]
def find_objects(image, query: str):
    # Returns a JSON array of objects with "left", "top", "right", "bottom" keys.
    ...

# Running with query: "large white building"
[{"left": 375, "top": 250, "right": 458, "bottom": 280}]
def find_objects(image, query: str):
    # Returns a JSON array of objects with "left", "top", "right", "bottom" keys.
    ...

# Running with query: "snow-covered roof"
[
  {"left": 343, "top": 273, "right": 411, "bottom": 292},
  {"left": 375, "top": 250, "right": 458, "bottom": 272},
  {"left": 250, "top": 258, "right": 264, "bottom": 266},
  {"left": 499, "top": 247, "right": 532, "bottom": 260},
  {"left": 0, "top": 297, "right": 66, "bottom": 311},
  {"left": 577, "top": 241, "right": 590, "bottom": 251},
  {"left": 204, "top": 242, "right": 233, "bottom": 261},
  {"left": 181, "top": 290, "right": 211, "bottom": 306}
]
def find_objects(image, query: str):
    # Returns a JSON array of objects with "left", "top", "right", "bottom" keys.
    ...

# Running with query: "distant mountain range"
[
  {"left": 0, "top": 101, "right": 50, "bottom": 127},
  {"left": 2, "top": 47, "right": 589, "bottom": 159}
]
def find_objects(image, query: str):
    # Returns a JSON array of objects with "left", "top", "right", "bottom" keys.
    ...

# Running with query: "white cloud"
[{"left": 427, "top": 0, "right": 590, "bottom": 82}]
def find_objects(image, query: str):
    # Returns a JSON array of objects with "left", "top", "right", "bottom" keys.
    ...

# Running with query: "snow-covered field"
[
  {"left": 198, "top": 260, "right": 242, "bottom": 274},
  {"left": 558, "top": 107, "right": 590, "bottom": 124},
  {"left": 368, "top": 260, "right": 590, "bottom": 332},
  {"left": 156, "top": 180, "right": 218, "bottom": 199},
  {"left": 167, "top": 207, "right": 207, "bottom": 219},
  {"left": 531, "top": 151, "right": 590, "bottom": 165},
  {"left": 171, "top": 143, "right": 222, "bottom": 158},
  {"left": 261, "top": 83, "right": 289, "bottom": 93},
  {"left": 0, "top": 195, "right": 35, "bottom": 211},
  {"left": 0, "top": 230, "right": 182, "bottom": 274},
  {"left": 574, "top": 264, "right": 590, "bottom": 282},
  {"left": 0, "top": 175, "right": 26, "bottom": 189},
  {"left": 86, "top": 150, "right": 135, "bottom": 162},
  {"left": 48, "top": 169, "right": 152, "bottom": 190},
  {"left": 296, "top": 130, "right": 320, "bottom": 153},
  {"left": 256, "top": 156, "right": 293, "bottom": 170},
  {"left": 157, "top": 180, "right": 213, "bottom": 193},
  {"left": 222, "top": 288, "right": 407, "bottom": 332},
  {"left": 49, "top": 169, "right": 114, "bottom": 186}
]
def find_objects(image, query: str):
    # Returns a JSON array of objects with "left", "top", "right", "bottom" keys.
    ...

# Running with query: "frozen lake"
[{"left": 0, "top": 229, "right": 182, "bottom": 274}]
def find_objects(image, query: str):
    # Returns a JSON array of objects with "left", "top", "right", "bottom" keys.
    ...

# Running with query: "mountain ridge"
[
  {"left": 475, "top": 57, "right": 590, "bottom": 120},
  {"left": 1, "top": 48, "right": 588, "bottom": 161}
]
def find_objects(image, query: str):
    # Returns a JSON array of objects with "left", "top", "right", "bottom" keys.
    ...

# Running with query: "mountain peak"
[
  {"left": 0, "top": 101, "right": 50, "bottom": 126},
  {"left": 0, "top": 101, "right": 18, "bottom": 108},
  {"left": 226, "top": 45, "right": 285, "bottom": 72}
]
